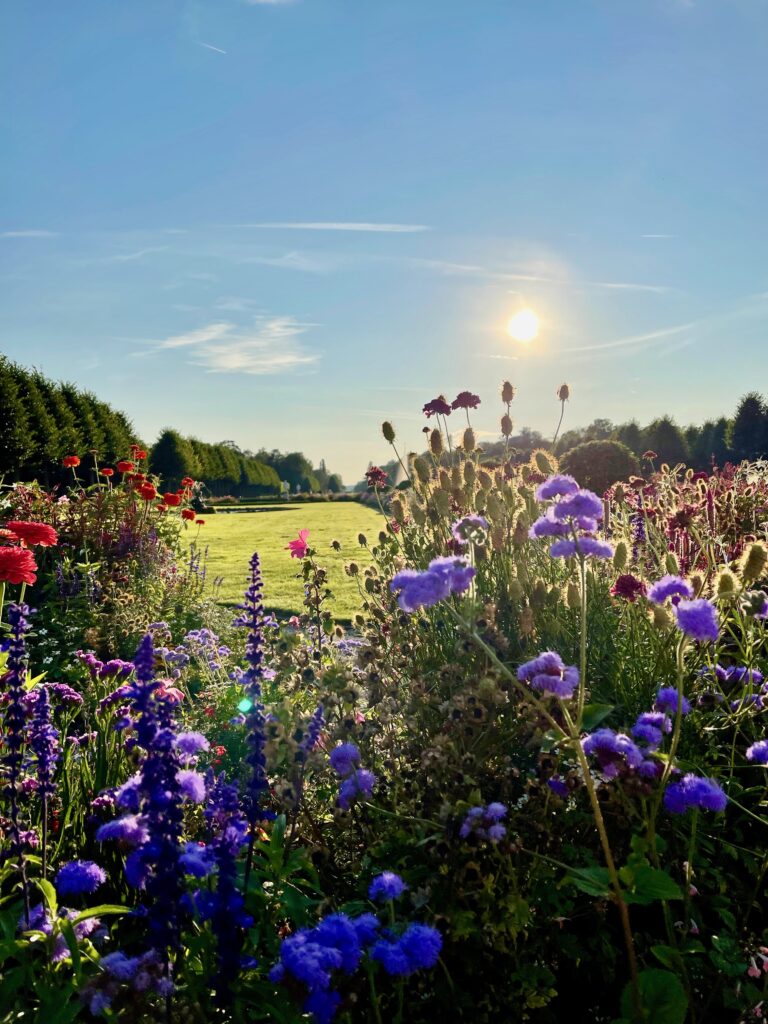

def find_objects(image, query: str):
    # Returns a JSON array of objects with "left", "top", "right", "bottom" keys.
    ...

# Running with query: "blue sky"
[{"left": 2, "top": 0, "right": 767, "bottom": 482}]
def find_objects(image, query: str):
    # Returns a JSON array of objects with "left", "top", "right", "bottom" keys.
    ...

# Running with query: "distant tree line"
[{"left": 0, "top": 355, "right": 140, "bottom": 484}]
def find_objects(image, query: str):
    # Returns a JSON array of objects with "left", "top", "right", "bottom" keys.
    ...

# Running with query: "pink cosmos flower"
[{"left": 286, "top": 529, "right": 310, "bottom": 559}]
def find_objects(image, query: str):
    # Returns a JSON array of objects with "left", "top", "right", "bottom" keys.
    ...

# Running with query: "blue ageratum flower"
[
  {"left": 55, "top": 860, "right": 106, "bottom": 898},
  {"left": 631, "top": 711, "right": 672, "bottom": 749},
  {"left": 459, "top": 802, "right": 508, "bottom": 842},
  {"left": 371, "top": 923, "right": 443, "bottom": 976},
  {"left": 655, "top": 687, "right": 692, "bottom": 716},
  {"left": 582, "top": 729, "right": 644, "bottom": 777},
  {"left": 369, "top": 872, "right": 408, "bottom": 902},
  {"left": 390, "top": 556, "right": 475, "bottom": 613},
  {"left": 517, "top": 651, "right": 579, "bottom": 700},
  {"left": 338, "top": 769, "right": 377, "bottom": 810},
  {"left": 663, "top": 774, "right": 727, "bottom": 813},
  {"left": 674, "top": 598, "right": 720, "bottom": 642},
  {"left": 746, "top": 739, "right": 768, "bottom": 765},
  {"left": 647, "top": 575, "right": 694, "bottom": 605}
]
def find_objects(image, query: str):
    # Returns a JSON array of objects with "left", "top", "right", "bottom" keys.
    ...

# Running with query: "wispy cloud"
[
  {"left": 110, "top": 246, "right": 169, "bottom": 262},
  {"left": 559, "top": 322, "right": 694, "bottom": 356},
  {"left": 237, "top": 221, "right": 431, "bottom": 233},
  {"left": 641, "top": 233, "right": 675, "bottom": 239},
  {"left": 1, "top": 229, "right": 58, "bottom": 238},
  {"left": 588, "top": 279, "right": 673, "bottom": 295},
  {"left": 198, "top": 41, "right": 227, "bottom": 54},
  {"left": 243, "top": 0, "right": 297, "bottom": 5},
  {"left": 241, "top": 251, "right": 330, "bottom": 273},
  {"left": 155, "top": 316, "right": 319, "bottom": 374}
]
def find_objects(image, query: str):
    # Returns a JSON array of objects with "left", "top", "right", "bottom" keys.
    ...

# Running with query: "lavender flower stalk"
[{"left": 28, "top": 685, "right": 60, "bottom": 877}]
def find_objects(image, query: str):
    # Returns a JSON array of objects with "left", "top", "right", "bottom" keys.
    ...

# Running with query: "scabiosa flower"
[
  {"left": 663, "top": 775, "right": 727, "bottom": 814},
  {"left": 529, "top": 509, "right": 570, "bottom": 538},
  {"left": 552, "top": 489, "right": 604, "bottom": 522},
  {"left": 364, "top": 466, "right": 389, "bottom": 489},
  {"left": 746, "top": 740, "right": 768, "bottom": 765},
  {"left": 549, "top": 536, "right": 614, "bottom": 560},
  {"left": 535, "top": 474, "right": 579, "bottom": 501},
  {"left": 371, "top": 924, "right": 443, "bottom": 976},
  {"left": 582, "top": 729, "right": 644, "bottom": 777},
  {"left": 329, "top": 742, "right": 360, "bottom": 777},
  {"left": 632, "top": 712, "right": 672, "bottom": 749},
  {"left": 674, "top": 598, "right": 720, "bottom": 642},
  {"left": 423, "top": 395, "right": 452, "bottom": 417},
  {"left": 451, "top": 515, "right": 489, "bottom": 545},
  {"left": 55, "top": 860, "right": 106, "bottom": 898},
  {"left": 369, "top": 872, "right": 408, "bottom": 902},
  {"left": 610, "top": 574, "right": 646, "bottom": 602},
  {"left": 517, "top": 650, "right": 579, "bottom": 699},
  {"left": 451, "top": 391, "right": 480, "bottom": 411},
  {"left": 655, "top": 687, "right": 692, "bottom": 716},
  {"left": 647, "top": 575, "right": 694, "bottom": 605},
  {"left": 390, "top": 556, "right": 476, "bottom": 613},
  {"left": 338, "top": 769, "right": 376, "bottom": 810}
]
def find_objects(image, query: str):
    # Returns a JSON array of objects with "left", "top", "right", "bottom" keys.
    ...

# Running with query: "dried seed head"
[
  {"left": 741, "top": 542, "right": 768, "bottom": 583},
  {"left": 613, "top": 541, "right": 628, "bottom": 572},
  {"left": 501, "top": 380, "right": 515, "bottom": 404},
  {"left": 716, "top": 569, "right": 737, "bottom": 597},
  {"left": 382, "top": 421, "right": 396, "bottom": 443},
  {"left": 501, "top": 413, "right": 513, "bottom": 437},
  {"left": 512, "top": 516, "right": 528, "bottom": 547},
  {"left": 463, "top": 427, "right": 476, "bottom": 452},
  {"left": 566, "top": 582, "right": 581, "bottom": 609},
  {"left": 519, "top": 607, "right": 535, "bottom": 636},
  {"left": 413, "top": 456, "right": 431, "bottom": 485},
  {"left": 557, "top": 383, "right": 570, "bottom": 402},
  {"left": 433, "top": 489, "right": 451, "bottom": 517},
  {"left": 430, "top": 428, "right": 444, "bottom": 456},
  {"left": 478, "top": 469, "right": 493, "bottom": 489},
  {"left": 652, "top": 605, "right": 672, "bottom": 630},
  {"left": 463, "top": 461, "right": 476, "bottom": 484}
]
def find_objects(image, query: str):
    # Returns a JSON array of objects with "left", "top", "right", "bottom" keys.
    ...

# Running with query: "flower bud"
[
  {"left": 557, "top": 383, "right": 570, "bottom": 402},
  {"left": 390, "top": 497, "right": 405, "bottom": 524},
  {"left": 501, "top": 380, "right": 515, "bottom": 404},
  {"left": 532, "top": 449, "right": 557, "bottom": 476},
  {"left": 609, "top": 541, "right": 627, "bottom": 572},
  {"left": 665, "top": 552, "right": 680, "bottom": 575},
  {"left": 358, "top": 533, "right": 368, "bottom": 547},
  {"left": 741, "top": 542, "right": 768, "bottom": 583},
  {"left": 690, "top": 573, "right": 703, "bottom": 596},
  {"left": 519, "top": 607, "right": 535, "bottom": 637},
  {"left": 382, "top": 421, "right": 396, "bottom": 443},
  {"left": 463, "top": 427, "right": 476, "bottom": 452},
  {"left": 430, "top": 428, "right": 444, "bottom": 456},
  {"left": 501, "top": 413, "right": 513, "bottom": 437}
]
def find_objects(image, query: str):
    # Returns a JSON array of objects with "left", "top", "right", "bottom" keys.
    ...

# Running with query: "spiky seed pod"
[
  {"left": 517, "top": 562, "right": 530, "bottom": 584},
  {"left": 427, "top": 507, "right": 441, "bottom": 526},
  {"left": 430, "top": 428, "right": 444, "bottom": 456},
  {"left": 474, "top": 489, "right": 488, "bottom": 513},
  {"left": 378, "top": 531, "right": 388, "bottom": 545},
  {"left": 475, "top": 544, "right": 488, "bottom": 565},
  {"left": 433, "top": 489, "right": 451, "bottom": 517},
  {"left": 613, "top": 483, "right": 625, "bottom": 502},
  {"left": 451, "top": 465, "right": 462, "bottom": 489},
  {"left": 691, "top": 573, "right": 704, "bottom": 596},
  {"left": 566, "top": 582, "right": 581, "bottom": 609},
  {"left": 463, "top": 461, "right": 476, "bottom": 484},
  {"left": 345, "top": 562, "right": 360, "bottom": 576},
  {"left": 382, "top": 421, "right": 396, "bottom": 443},
  {"left": 509, "top": 579, "right": 524, "bottom": 601},
  {"left": 652, "top": 605, "right": 672, "bottom": 630},
  {"left": 531, "top": 580, "right": 548, "bottom": 610},
  {"left": 413, "top": 457, "right": 431, "bottom": 485},
  {"left": 463, "top": 427, "right": 476, "bottom": 452},
  {"left": 390, "top": 497, "right": 405, "bottom": 523},
  {"left": 716, "top": 569, "right": 737, "bottom": 598},
  {"left": 502, "top": 484, "right": 517, "bottom": 508},
  {"left": 613, "top": 541, "right": 628, "bottom": 572},
  {"left": 741, "top": 542, "right": 768, "bottom": 583},
  {"left": 491, "top": 525, "right": 505, "bottom": 551},
  {"left": 439, "top": 469, "right": 451, "bottom": 490},
  {"left": 486, "top": 492, "right": 504, "bottom": 521},
  {"left": 501, "top": 380, "right": 515, "bottom": 404},
  {"left": 557, "top": 383, "right": 570, "bottom": 402},
  {"left": 358, "top": 533, "right": 368, "bottom": 547},
  {"left": 501, "top": 413, "right": 513, "bottom": 437},
  {"left": 547, "top": 586, "right": 560, "bottom": 608},
  {"left": 531, "top": 448, "right": 558, "bottom": 476},
  {"left": 665, "top": 552, "right": 680, "bottom": 575},
  {"left": 512, "top": 516, "right": 528, "bottom": 547},
  {"left": 519, "top": 607, "right": 535, "bottom": 637},
  {"left": 478, "top": 469, "right": 493, "bottom": 490},
  {"left": 411, "top": 502, "right": 426, "bottom": 526}
]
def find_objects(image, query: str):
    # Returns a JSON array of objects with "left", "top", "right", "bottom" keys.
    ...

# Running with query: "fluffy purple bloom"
[
  {"left": 338, "top": 769, "right": 376, "bottom": 810},
  {"left": 647, "top": 575, "right": 694, "bottom": 605},
  {"left": 459, "top": 802, "right": 508, "bottom": 841},
  {"left": 725, "top": 666, "right": 764, "bottom": 686},
  {"left": 390, "top": 556, "right": 476, "bottom": 613},
  {"left": 485, "top": 801, "right": 507, "bottom": 821},
  {"left": 655, "top": 687, "right": 692, "bottom": 716},
  {"left": 174, "top": 732, "right": 210, "bottom": 756},
  {"left": 451, "top": 515, "right": 489, "bottom": 545},
  {"left": 663, "top": 774, "right": 727, "bottom": 813},
  {"left": 371, "top": 924, "right": 443, "bottom": 976},
  {"left": 179, "top": 841, "right": 216, "bottom": 877},
  {"left": 55, "top": 860, "right": 106, "bottom": 898},
  {"left": 746, "top": 739, "right": 768, "bottom": 765},
  {"left": 329, "top": 743, "right": 360, "bottom": 778},
  {"left": 177, "top": 769, "right": 207, "bottom": 803},
  {"left": 674, "top": 599, "right": 720, "bottom": 642},
  {"left": 547, "top": 777, "right": 569, "bottom": 799},
  {"left": 96, "top": 813, "right": 149, "bottom": 846},
  {"left": 552, "top": 489, "right": 604, "bottom": 522},
  {"left": 535, "top": 474, "right": 579, "bottom": 500},
  {"left": 582, "top": 729, "right": 644, "bottom": 777},
  {"left": 529, "top": 508, "right": 570, "bottom": 539},
  {"left": 518, "top": 651, "right": 579, "bottom": 699},
  {"left": 549, "top": 537, "right": 613, "bottom": 560},
  {"left": 632, "top": 712, "right": 672, "bottom": 749},
  {"left": 369, "top": 872, "right": 407, "bottom": 902}
]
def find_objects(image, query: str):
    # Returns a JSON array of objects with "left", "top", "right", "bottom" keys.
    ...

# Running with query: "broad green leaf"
[
  {"left": 70, "top": 905, "right": 128, "bottom": 925},
  {"left": 581, "top": 703, "right": 615, "bottom": 731},
  {"left": 621, "top": 969, "right": 687, "bottom": 1024},
  {"left": 566, "top": 866, "right": 612, "bottom": 897},
  {"left": 624, "top": 867, "right": 682, "bottom": 905}
]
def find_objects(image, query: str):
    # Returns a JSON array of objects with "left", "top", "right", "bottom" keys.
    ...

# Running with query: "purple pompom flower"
[
  {"left": 647, "top": 575, "right": 694, "bottom": 605},
  {"left": 582, "top": 729, "right": 644, "bottom": 777},
  {"left": 329, "top": 743, "right": 360, "bottom": 778},
  {"left": 518, "top": 651, "right": 579, "bottom": 699},
  {"left": 746, "top": 739, "right": 768, "bottom": 765},
  {"left": 338, "top": 769, "right": 376, "bottom": 810},
  {"left": 663, "top": 774, "right": 727, "bottom": 813},
  {"left": 174, "top": 732, "right": 210, "bottom": 756},
  {"left": 552, "top": 489, "right": 604, "bottom": 522},
  {"left": 655, "top": 687, "right": 692, "bottom": 716},
  {"left": 674, "top": 599, "right": 720, "bottom": 642},
  {"left": 369, "top": 872, "right": 407, "bottom": 902},
  {"left": 632, "top": 712, "right": 672, "bottom": 749},
  {"left": 55, "top": 860, "right": 106, "bottom": 898},
  {"left": 535, "top": 474, "right": 579, "bottom": 501}
]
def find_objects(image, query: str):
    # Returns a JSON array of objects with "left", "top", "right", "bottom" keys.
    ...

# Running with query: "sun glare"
[{"left": 507, "top": 308, "right": 540, "bottom": 343}]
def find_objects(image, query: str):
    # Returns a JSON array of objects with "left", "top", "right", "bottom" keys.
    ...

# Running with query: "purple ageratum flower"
[
  {"left": 329, "top": 743, "right": 360, "bottom": 778},
  {"left": 655, "top": 687, "right": 692, "bottom": 716},
  {"left": 674, "top": 599, "right": 720, "bottom": 642},
  {"left": 725, "top": 666, "right": 764, "bottom": 686},
  {"left": 179, "top": 841, "right": 216, "bottom": 877},
  {"left": 517, "top": 650, "right": 579, "bottom": 699},
  {"left": 55, "top": 860, "right": 106, "bottom": 898},
  {"left": 174, "top": 732, "right": 210, "bottom": 757},
  {"left": 549, "top": 537, "right": 614, "bottom": 560},
  {"left": 338, "top": 768, "right": 376, "bottom": 810},
  {"left": 647, "top": 575, "right": 694, "bottom": 605},
  {"left": 369, "top": 872, "right": 408, "bottom": 902},
  {"left": 552, "top": 489, "right": 604, "bottom": 522},
  {"left": 632, "top": 712, "right": 672, "bottom": 749},
  {"left": 535, "top": 474, "right": 579, "bottom": 501},
  {"left": 746, "top": 740, "right": 768, "bottom": 764},
  {"left": 371, "top": 924, "right": 443, "bottom": 976},
  {"left": 96, "top": 814, "right": 149, "bottom": 846},
  {"left": 582, "top": 729, "right": 644, "bottom": 778},
  {"left": 177, "top": 769, "right": 207, "bottom": 803},
  {"left": 663, "top": 774, "right": 727, "bottom": 814}
]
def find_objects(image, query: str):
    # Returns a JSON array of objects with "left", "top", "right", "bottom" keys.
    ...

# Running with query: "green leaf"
[
  {"left": 35, "top": 878, "right": 57, "bottom": 918},
  {"left": 70, "top": 905, "right": 128, "bottom": 925},
  {"left": 621, "top": 969, "right": 687, "bottom": 1024},
  {"left": 651, "top": 945, "right": 682, "bottom": 970},
  {"left": 566, "top": 866, "right": 612, "bottom": 897},
  {"left": 624, "top": 867, "right": 683, "bottom": 905},
  {"left": 581, "top": 703, "right": 615, "bottom": 731}
]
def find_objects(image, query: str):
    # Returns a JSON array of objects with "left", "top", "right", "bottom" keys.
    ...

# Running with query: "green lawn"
[{"left": 194, "top": 502, "right": 383, "bottom": 620}]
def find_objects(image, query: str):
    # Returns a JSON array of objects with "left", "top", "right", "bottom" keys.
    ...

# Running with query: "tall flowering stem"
[
  {"left": 28, "top": 685, "right": 59, "bottom": 878},
  {"left": 1, "top": 603, "right": 33, "bottom": 924},
  {"left": 234, "top": 553, "right": 270, "bottom": 887}
]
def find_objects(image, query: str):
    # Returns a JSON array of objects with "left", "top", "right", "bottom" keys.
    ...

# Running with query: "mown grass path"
[{"left": 194, "top": 501, "right": 383, "bottom": 620}]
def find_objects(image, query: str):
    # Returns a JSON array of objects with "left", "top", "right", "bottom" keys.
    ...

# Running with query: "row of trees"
[
  {"left": 149, "top": 431, "right": 281, "bottom": 496},
  {"left": 0, "top": 356, "right": 140, "bottom": 484}
]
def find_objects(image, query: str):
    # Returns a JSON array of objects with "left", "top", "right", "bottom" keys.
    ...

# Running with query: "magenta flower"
[
  {"left": 286, "top": 529, "right": 310, "bottom": 559},
  {"left": 423, "top": 396, "right": 452, "bottom": 418},
  {"left": 365, "top": 466, "right": 389, "bottom": 489},
  {"left": 451, "top": 391, "right": 481, "bottom": 411}
]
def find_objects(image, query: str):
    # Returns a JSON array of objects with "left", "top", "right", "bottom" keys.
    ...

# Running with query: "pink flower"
[
  {"left": 286, "top": 529, "right": 310, "bottom": 559},
  {"left": 156, "top": 681, "right": 185, "bottom": 703}
]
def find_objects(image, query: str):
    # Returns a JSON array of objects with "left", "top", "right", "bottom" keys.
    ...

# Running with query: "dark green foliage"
[
  {"left": 642, "top": 417, "right": 689, "bottom": 466},
  {"left": 729, "top": 392, "right": 767, "bottom": 462},
  {"left": 560, "top": 439, "right": 640, "bottom": 494},
  {"left": 327, "top": 473, "right": 343, "bottom": 493},
  {"left": 150, "top": 429, "right": 201, "bottom": 490},
  {"left": 0, "top": 357, "right": 32, "bottom": 477}
]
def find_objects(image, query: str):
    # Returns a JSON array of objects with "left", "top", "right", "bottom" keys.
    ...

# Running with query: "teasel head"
[
  {"left": 501, "top": 380, "right": 515, "bottom": 405},
  {"left": 463, "top": 460, "right": 476, "bottom": 484},
  {"left": 413, "top": 456, "right": 431, "bottom": 485},
  {"left": 491, "top": 524, "right": 505, "bottom": 552},
  {"left": 557, "top": 383, "right": 570, "bottom": 402},
  {"left": 519, "top": 606, "right": 535, "bottom": 637},
  {"left": 430, "top": 428, "right": 444, "bottom": 456},
  {"left": 410, "top": 500, "right": 427, "bottom": 526},
  {"left": 715, "top": 568, "right": 738, "bottom": 599},
  {"left": 433, "top": 489, "right": 451, "bottom": 517},
  {"left": 474, "top": 489, "right": 488, "bottom": 514},
  {"left": 665, "top": 552, "right": 680, "bottom": 575},
  {"left": 463, "top": 427, "right": 476, "bottom": 452},
  {"left": 382, "top": 421, "right": 396, "bottom": 444},
  {"left": 501, "top": 413, "right": 513, "bottom": 437},
  {"left": 508, "top": 578, "right": 524, "bottom": 601},
  {"left": 690, "top": 573, "right": 704, "bottom": 596},
  {"left": 566, "top": 582, "right": 581, "bottom": 609},
  {"left": 478, "top": 469, "right": 493, "bottom": 490},
  {"left": 512, "top": 515, "right": 528, "bottom": 547},
  {"left": 651, "top": 605, "right": 672, "bottom": 630},
  {"left": 390, "top": 496, "right": 405, "bottom": 523},
  {"left": 741, "top": 541, "right": 767, "bottom": 583},
  {"left": 451, "top": 465, "right": 462, "bottom": 489},
  {"left": 531, "top": 580, "right": 548, "bottom": 610},
  {"left": 486, "top": 491, "right": 504, "bottom": 521},
  {"left": 613, "top": 541, "right": 628, "bottom": 572},
  {"left": 438, "top": 468, "right": 451, "bottom": 491}
]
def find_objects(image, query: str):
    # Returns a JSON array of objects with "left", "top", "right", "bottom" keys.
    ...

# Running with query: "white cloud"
[
  {"left": 1, "top": 229, "right": 58, "bottom": 238},
  {"left": 243, "top": 0, "right": 296, "bottom": 5},
  {"left": 559, "top": 322, "right": 694, "bottom": 355},
  {"left": 241, "top": 251, "right": 329, "bottom": 272},
  {"left": 641, "top": 233, "right": 675, "bottom": 239},
  {"left": 588, "top": 280, "right": 673, "bottom": 295},
  {"left": 198, "top": 42, "right": 227, "bottom": 54},
  {"left": 156, "top": 316, "right": 319, "bottom": 374},
  {"left": 238, "top": 221, "right": 430, "bottom": 233},
  {"left": 110, "top": 246, "right": 169, "bottom": 262}
]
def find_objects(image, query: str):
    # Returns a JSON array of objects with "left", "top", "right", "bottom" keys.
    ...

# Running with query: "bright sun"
[{"left": 507, "top": 308, "right": 540, "bottom": 343}]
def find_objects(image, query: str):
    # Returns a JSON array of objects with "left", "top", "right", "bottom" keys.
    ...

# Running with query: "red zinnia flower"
[
  {"left": 286, "top": 529, "right": 310, "bottom": 559},
  {"left": 181, "top": 477, "right": 195, "bottom": 487},
  {"left": 451, "top": 391, "right": 481, "bottom": 411},
  {"left": 5, "top": 521, "right": 58, "bottom": 548},
  {"left": 163, "top": 493, "right": 182, "bottom": 507},
  {"left": 195, "top": 519, "right": 205, "bottom": 526},
  {"left": 156, "top": 503, "right": 168, "bottom": 513},
  {"left": 62, "top": 455, "right": 80, "bottom": 468},
  {"left": 116, "top": 461, "right": 135, "bottom": 474},
  {"left": 100, "top": 468, "right": 114, "bottom": 477},
  {"left": 0, "top": 547, "right": 38, "bottom": 585},
  {"left": 138, "top": 483, "right": 158, "bottom": 502},
  {"left": 181, "top": 509, "right": 196, "bottom": 521}
]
